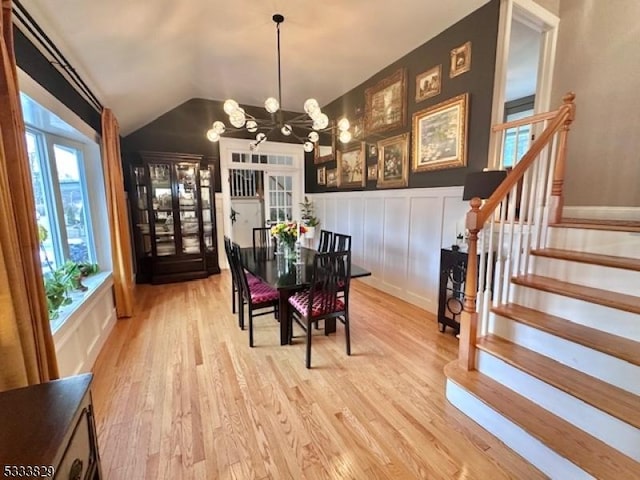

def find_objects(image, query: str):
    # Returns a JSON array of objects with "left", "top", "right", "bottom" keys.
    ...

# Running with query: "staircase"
[
  {"left": 443, "top": 92, "right": 640, "bottom": 478},
  {"left": 445, "top": 220, "right": 640, "bottom": 478}
]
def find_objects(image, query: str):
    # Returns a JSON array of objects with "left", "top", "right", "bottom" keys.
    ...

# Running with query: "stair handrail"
[{"left": 458, "top": 93, "right": 576, "bottom": 371}]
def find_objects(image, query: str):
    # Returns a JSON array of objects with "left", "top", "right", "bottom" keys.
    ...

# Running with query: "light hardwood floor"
[{"left": 92, "top": 272, "right": 545, "bottom": 479}]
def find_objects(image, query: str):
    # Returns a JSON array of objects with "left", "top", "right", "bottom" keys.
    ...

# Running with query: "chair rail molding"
[{"left": 308, "top": 186, "right": 467, "bottom": 313}]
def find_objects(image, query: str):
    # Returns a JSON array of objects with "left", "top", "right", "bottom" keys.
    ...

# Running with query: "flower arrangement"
[{"left": 270, "top": 221, "right": 307, "bottom": 251}]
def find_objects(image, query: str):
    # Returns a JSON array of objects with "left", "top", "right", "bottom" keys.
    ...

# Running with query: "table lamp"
[{"left": 462, "top": 170, "right": 508, "bottom": 201}]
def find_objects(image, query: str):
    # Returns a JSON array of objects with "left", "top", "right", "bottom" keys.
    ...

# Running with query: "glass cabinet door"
[
  {"left": 132, "top": 165, "right": 151, "bottom": 256},
  {"left": 200, "top": 167, "right": 214, "bottom": 253},
  {"left": 149, "top": 163, "right": 176, "bottom": 256},
  {"left": 176, "top": 163, "right": 201, "bottom": 254}
]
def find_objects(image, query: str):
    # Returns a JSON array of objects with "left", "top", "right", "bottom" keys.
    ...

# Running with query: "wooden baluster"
[
  {"left": 459, "top": 198, "right": 481, "bottom": 371},
  {"left": 549, "top": 92, "right": 576, "bottom": 224}
]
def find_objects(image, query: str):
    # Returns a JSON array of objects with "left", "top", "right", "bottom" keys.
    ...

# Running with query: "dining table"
[{"left": 239, "top": 246, "right": 372, "bottom": 345}]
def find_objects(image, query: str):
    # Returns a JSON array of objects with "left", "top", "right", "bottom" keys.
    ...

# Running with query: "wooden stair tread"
[
  {"left": 512, "top": 274, "right": 640, "bottom": 315},
  {"left": 445, "top": 362, "right": 640, "bottom": 479},
  {"left": 492, "top": 303, "right": 640, "bottom": 367},
  {"left": 476, "top": 335, "right": 640, "bottom": 429},
  {"left": 532, "top": 248, "right": 640, "bottom": 272},
  {"left": 555, "top": 218, "right": 640, "bottom": 233}
]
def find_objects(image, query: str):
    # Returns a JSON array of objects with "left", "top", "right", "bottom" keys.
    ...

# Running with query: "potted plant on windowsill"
[{"left": 299, "top": 196, "right": 320, "bottom": 239}]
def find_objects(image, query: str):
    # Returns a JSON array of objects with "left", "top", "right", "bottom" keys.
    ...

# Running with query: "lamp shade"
[{"left": 462, "top": 170, "right": 508, "bottom": 201}]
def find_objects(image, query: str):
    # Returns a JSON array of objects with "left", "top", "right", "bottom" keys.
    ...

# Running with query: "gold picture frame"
[
  {"left": 450, "top": 41, "right": 471, "bottom": 78},
  {"left": 416, "top": 65, "right": 441, "bottom": 102},
  {"left": 367, "top": 164, "right": 378, "bottom": 181},
  {"left": 317, "top": 166, "right": 326, "bottom": 185},
  {"left": 364, "top": 68, "right": 407, "bottom": 135},
  {"left": 337, "top": 142, "right": 366, "bottom": 188},
  {"left": 377, "top": 133, "right": 409, "bottom": 189},
  {"left": 412, "top": 93, "right": 468, "bottom": 172},
  {"left": 326, "top": 168, "right": 338, "bottom": 187},
  {"left": 313, "top": 129, "right": 337, "bottom": 164}
]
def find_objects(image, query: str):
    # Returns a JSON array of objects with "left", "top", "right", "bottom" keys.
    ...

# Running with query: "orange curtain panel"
[
  {"left": 101, "top": 108, "right": 134, "bottom": 318},
  {"left": 0, "top": 0, "right": 58, "bottom": 391}
]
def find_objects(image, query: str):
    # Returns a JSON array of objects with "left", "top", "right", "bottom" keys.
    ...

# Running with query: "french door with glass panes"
[{"left": 263, "top": 170, "right": 300, "bottom": 226}]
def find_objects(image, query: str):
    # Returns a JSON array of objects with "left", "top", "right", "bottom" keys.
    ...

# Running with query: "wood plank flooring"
[{"left": 91, "top": 272, "right": 545, "bottom": 479}]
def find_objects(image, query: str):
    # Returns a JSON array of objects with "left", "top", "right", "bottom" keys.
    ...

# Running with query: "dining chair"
[
  {"left": 231, "top": 243, "right": 279, "bottom": 347},
  {"left": 224, "top": 236, "right": 260, "bottom": 319},
  {"left": 331, "top": 233, "right": 351, "bottom": 252},
  {"left": 318, "top": 229, "right": 333, "bottom": 252},
  {"left": 253, "top": 227, "right": 272, "bottom": 250},
  {"left": 287, "top": 250, "right": 352, "bottom": 368}
]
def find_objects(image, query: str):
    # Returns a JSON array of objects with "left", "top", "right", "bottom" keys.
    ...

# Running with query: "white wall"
[{"left": 310, "top": 187, "right": 467, "bottom": 313}]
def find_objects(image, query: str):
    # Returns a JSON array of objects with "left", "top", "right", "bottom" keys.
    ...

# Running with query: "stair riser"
[
  {"left": 547, "top": 228, "right": 640, "bottom": 259},
  {"left": 531, "top": 256, "right": 640, "bottom": 297},
  {"left": 489, "top": 314, "right": 640, "bottom": 395},
  {"left": 512, "top": 285, "right": 640, "bottom": 342},
  {"left": 446, "top": 380, "right": 595, "bottom": 480},
  {"left": 476, "top": 350, "right": 640, "bottom": 461}
]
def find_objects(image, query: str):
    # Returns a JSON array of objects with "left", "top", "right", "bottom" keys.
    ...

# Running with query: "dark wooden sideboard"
[{"left": 0, "top": 373, "right": 102, "bottom": 480}]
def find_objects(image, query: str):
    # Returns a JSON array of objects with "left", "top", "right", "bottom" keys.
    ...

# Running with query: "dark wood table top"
[{"left": 239, "top": 247, "right": 371, "bottom": 290}]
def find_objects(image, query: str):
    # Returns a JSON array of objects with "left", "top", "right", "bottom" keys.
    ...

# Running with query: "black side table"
[{"left": 438, "top": 248, "right": 468, "bottom": 334}]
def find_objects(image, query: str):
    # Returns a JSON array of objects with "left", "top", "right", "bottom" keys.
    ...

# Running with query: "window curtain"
[
  {"left": 0, "top": 0, "right": 58, "bottom": 392},
  {"left": 101, "top": 108, "right": 134, "bottom": 318}
]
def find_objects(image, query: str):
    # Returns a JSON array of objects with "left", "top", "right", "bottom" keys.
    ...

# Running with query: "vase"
[{"left": 282, "top": 240, "right": 296, "bottom": 259}]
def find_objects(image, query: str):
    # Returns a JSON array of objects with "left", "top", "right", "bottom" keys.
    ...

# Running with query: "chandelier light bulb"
[
  {"left": 303, "top": 141, "right": 314, "bottom": 153},
  {"left": 281, "top": 124, "right": 292, "bottom": 136},
  {"left": 256, "top": 132, "right": 266, "bottom": 143},
  {"left": 229, "top": 111, "right": 246, "bottom": 128},
  {"left": 265, "top": 97, "right": 280, "bottom": 113},
  {"left": 312, "top": 113, "right": 329, "bottom": 130},
  {"left": 339, "top": 130, "right": 352, "bottom": 143},
  {"left": 206, "top": 129, "right": 220, "bottom": 142},
  {"left": 246, "top": 120, "right": 258, "bottom": 133},
  {"left": 212, "top": 121, "right": 226, "bottom": 134},
  {"left": 223, "top": 99, "right": 239, "bottom": 115},
  {"left": 308, "top": 131, "right": 319, "bottom": 143},
  {"left": 304, "top": 98, "right": 320, "bottom": 116},
  {"left": 337, "top": 117, "right": 350, "bottom": 131}
]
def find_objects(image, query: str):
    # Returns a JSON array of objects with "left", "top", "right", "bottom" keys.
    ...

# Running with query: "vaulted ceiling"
[{"left": 20, "top": 0, "right": 494, "bottom": 135}]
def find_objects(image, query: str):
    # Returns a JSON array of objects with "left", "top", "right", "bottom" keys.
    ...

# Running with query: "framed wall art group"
[
  {"left": 364, "top": 68, "right": 407, "bottom": 135},
  {"left": 377, "top": 133, "right": 409, "bottom": 188},
  {"left": 337, "top": 142, "right": 366, "bottom": 188}
]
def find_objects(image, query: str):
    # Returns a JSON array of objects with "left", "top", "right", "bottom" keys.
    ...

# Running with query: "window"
[
  {"left": 502, "top": 96, "right": 534, "bottom": 168},
  {"left": 26, "top": 127, "right": 95, "bottom": 269}
]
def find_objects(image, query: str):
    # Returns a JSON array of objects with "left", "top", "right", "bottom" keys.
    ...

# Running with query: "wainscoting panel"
[{"left": 309, "top": 187, "right": 465, "bottom": 313}]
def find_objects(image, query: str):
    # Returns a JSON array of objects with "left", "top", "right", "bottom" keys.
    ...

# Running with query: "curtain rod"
[{"left": 12, "top": 0, "right": 103, "bottom": 112}]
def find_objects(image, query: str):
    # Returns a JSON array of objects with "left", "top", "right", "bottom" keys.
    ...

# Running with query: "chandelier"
[{"left": 206, "top": 13, "right": 352, "bottom": 152}]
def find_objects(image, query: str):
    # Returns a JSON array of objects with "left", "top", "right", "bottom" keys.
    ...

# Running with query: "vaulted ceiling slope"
[{"left": 20, "top": 0, "right": 490, "bottom": 135}]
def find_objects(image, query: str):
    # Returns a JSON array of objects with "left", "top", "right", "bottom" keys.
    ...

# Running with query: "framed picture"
[
  {"left": 450, "top": 41, "right": 471, "bottom": 78},
  {"left": 377, "top": 133, "right": 409, "bottom": 189},
  {"left": 416, "top": 65, "right": 441, "bottom": 102},
  {"left": 412, "top": 93, "right": 468, "bottom": 172},
  {"left": 367, "top": 164, "right": 378, "bottom": 181},
  {"left": 337, "top": 142, "right": 366, "bottom": 188},
  {"left": 364, "top": 68, "right": 407, "bottom": 134},
  {"left": 317, "top": 166, "right": 326, "bottom": 185},
  {"left": 352, "top": 116, "right": 364, "bottom": 140},
  {"left": 368, "top": 143, "right": 377, "bottom": 158},
  {"left": 326, "top": 168, "right": 338, "bottom": 187},
  {"left": 314, "top": 131, "right": 336, "bottom": 164}
]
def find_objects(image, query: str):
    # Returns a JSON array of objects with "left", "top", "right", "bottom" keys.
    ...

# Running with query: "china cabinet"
[{"left": 130, "top": 151, "right": 219, "bottom": 284}]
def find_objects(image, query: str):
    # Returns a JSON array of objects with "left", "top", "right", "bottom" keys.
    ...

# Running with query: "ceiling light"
[{"left": 206, "top": 14, "right": 351, "bottom": 151}]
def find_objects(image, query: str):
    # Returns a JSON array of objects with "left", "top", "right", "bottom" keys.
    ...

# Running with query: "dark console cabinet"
[
  {"left": 0, "top": 373, "right": 102, "bottom": 480},
  {"left": 438, "top": 248, "right": 468, "bottom": 334}
]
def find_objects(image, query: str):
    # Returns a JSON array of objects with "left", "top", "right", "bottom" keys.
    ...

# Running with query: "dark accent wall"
[
  {"left": 122, "top": 99, "right": 308, "bottom": 192},
  {"left": 14, "top": 26, "right": 101, "bottom": 133},
  {"left": 307, "top": 0, "right": 500, "bottom": 193}
]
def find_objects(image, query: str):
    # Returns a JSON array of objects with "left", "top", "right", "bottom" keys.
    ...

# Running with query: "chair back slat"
[
  {"left": 307, "top": 250, "right": 351, "bottom": 319},
  {"left": 331, "top": 233, "right": 352, "bottom": 252},
  {"left": 230, "top": 243, "right": 251, "bottom": 301},
  {"left": 253, "top": 227, "right": 272, "bottom": 250},
  {"left": 318, "top": 229, "right": 333, "bottom": 253},
  {"left": 224, "top": 236, "right": 238, "bottom": 281}
]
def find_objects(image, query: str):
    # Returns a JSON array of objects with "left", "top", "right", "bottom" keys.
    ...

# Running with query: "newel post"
[
  {"left": 550, "top": 92, "right": 576, "bottom": 224},
  {"left": 458, "top": 198, "right": 482, "bottom": 371}
]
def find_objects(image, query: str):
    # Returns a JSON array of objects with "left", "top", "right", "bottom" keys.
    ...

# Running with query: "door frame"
[
  {"left": 219, "top": 138, "right": 305, "bottom": 244},
  {"left": 488, "top": 0, "right": 560, "bottom": 168}
]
